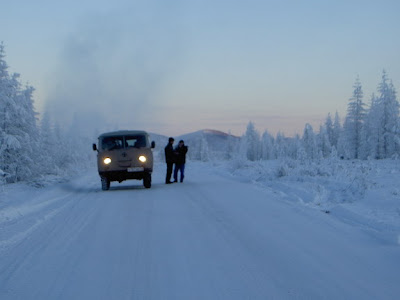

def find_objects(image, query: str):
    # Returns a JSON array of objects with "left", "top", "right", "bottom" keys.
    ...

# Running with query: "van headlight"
[
  {"left": 139, "top": 155, "right": 147, "bottom": 163},
  {"left": 103, "top": 157, "right": 112, "bottom": 164}
]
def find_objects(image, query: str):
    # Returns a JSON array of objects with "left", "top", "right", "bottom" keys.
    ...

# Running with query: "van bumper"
[{"left": 99, "top": 168, "right": 152, "bottom": 182}]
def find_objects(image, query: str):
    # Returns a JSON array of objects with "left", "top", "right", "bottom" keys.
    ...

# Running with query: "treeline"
[
  {"left": 0, "top": 44, "right": 90, "bottom": 184},
  {"left": 1, "top": 43, "right": 399, "bottom": 184},
  {"left": 238, "top": 72, "right": 399, "bottom": 161}
]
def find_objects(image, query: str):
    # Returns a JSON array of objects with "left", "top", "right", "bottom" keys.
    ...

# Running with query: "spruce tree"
[
  {"left": 366, "top": 71, "right": 400, "bottom": 158},
  {"left": 377, "top": 71, "right": 399, "bottom": 158},
  {"left": 244, "top": 121, "right": 260, "bottom": 161},
  {"left": 261, "top": 130, "right": 275, "bottom": 160},
  {"left": 325, "top": 113, "right": 334, "bottom": 148},
  {"left": 343, "top": 77, "right": 366, "bottom": 159},
  {"left": 302, "top": 123, "right": 318, "bottom": 159},
  {"left": 0, "top": 43, "right": 39, "bottom": 182},
  {"left": 274, "top": 132, "right": 287, "bottom": 159},
  {"left": 318, "top": 125, "right": 332, "bottom": 158},
  {"left": 0, "top": 45, "right": 21, "bottom": 181},
  {"left": 332, "top": 112, "right": 343, "bottom": 157},
  {"left": 364, "top": 94, "right": 381, "bottom": 159}
]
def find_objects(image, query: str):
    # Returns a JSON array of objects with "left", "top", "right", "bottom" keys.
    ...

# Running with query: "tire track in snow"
[{"left": 0, "top": 180, "right": 101, "bottom": 298}]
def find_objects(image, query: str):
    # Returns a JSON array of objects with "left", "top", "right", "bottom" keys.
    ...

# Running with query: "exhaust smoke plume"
[{"left": 45, "top": 4, "right": 185, "bottom": 136}]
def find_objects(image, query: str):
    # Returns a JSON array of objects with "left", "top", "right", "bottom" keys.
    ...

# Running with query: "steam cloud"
[{"left": 45, "top": 3, "right": 185, "bottom": 135}]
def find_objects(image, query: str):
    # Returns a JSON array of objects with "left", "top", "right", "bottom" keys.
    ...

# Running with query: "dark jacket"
[
  {"left": 175, "top": 145, "right": 188, "bottom": 165},
  {"left": 165, "top": 143, "right": 175, "bottom": 164}
]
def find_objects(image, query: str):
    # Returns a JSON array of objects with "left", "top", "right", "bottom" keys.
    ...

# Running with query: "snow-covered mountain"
[
  {"left": 148, "top": 132, "right": 169, "bottom": 149},
  {"left": 150, "top": 129, "right": 240, "bottom": 161},
  {"left": 178, "top": 129, "right": 239, "bottom": 142},
  {"left": 178, "top": 129, "right": 240, "bottom": 160}
]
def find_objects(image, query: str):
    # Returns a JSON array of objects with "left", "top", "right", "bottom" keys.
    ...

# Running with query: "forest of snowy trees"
[
  {"left": 0, "top": 44, "right": 91, "bottom": 185},
  {"left": 1, "top": 43, "right": 400, "bottom": 185},
  {"left": 237, "top": 71, "right": 400, "bottom": 162}
]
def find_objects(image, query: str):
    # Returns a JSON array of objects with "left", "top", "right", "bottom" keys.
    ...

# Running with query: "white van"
[{"left": 93, "top": 130, "right": 155, "bottom": 190}]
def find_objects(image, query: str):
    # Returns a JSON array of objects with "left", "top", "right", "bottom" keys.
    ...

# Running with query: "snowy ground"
[
  {"left": 0, "top": 159, "right": 399, "bottom": 299},
  {"left": 212, "top": 158, "right": 400, "bottom": 246}
]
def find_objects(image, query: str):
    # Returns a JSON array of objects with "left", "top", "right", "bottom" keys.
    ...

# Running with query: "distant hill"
[
  {"left": 150, "top": 129, "right": 240, "bottom": 161},
  {"left": 177, "top": 129, "right": 240, "bottom": 160},
  {"left": 148, "top": 132, "right": 169, "bottom": 148},
  {"left": 178, "top": 129, "right": 237, "bottom": 139}
]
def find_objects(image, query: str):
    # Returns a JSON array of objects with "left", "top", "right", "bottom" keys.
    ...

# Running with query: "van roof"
[{"left": 98, "top": 130, "right": 148, "bottom": 138}]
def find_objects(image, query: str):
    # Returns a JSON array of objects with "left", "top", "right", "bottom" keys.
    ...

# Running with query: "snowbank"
[{"left": 208, "top": 158, "right": 400, "bottom": 245}]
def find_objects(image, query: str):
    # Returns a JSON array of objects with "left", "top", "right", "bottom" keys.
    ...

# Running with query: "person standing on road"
[
  {"left": 173, "top": 140, "right": 188, "bottom": 183},
  {"left": 164, "top": 137, "right": 175, "bottom": 184}
]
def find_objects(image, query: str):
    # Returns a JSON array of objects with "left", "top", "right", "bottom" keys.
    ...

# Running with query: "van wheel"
[
  {"left": 101, "top": 177, "right": 110, "bottom": 190},
  {"left": 143, "top": 173, "right": 151, "bottom": 188}
]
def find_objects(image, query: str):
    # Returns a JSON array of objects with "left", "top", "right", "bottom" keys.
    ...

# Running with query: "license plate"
[{"left": 127, "top": 167, "right": 144, "bottom": 172}]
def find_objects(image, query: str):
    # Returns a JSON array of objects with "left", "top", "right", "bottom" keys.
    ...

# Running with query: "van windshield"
[
  {"left": 125, "top": 135, "right": 146, "bottom": 148},
  {"left": 101, "top": 136, "right": 124, "bottom": 150},
  {"left": 101, "top": 135, "right": 147, "bottom": 150}
]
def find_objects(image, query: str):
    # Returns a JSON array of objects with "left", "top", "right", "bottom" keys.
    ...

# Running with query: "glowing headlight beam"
[
  {"left": 139, "top": 156, "right": 147, "bottom": 163},
  {"left": 103, "top": 157, "right": 112, "bottom": 165}
]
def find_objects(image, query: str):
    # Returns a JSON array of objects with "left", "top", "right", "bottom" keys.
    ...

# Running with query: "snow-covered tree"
[
  {"left": 302, "top": 123, "right": 318, "bottom": 159},
  {"left": 0, "top": 43, "right": 94, "bottom": 185},
  {"left": 364, "top": 71, "right": 399, "bottom": 159},
  {"left": 274, "top": 132, "right": 287, "bottom": 159},
  {"left": 363, "top": 93, "right": 380, "bottom": 159},
  {"left": 295, "top": 134, "right": 307, "bottom": 161},
  {"left": 0, "top": 43, "right": 11, "bottom": 177},
  {"left": 332, "top": 111, "right": 342, "bottom": 151},
  {"left": 38, "top": 112, "right": 58, "bottom": 175},
  {"left": 261, "top": 130, "right": 275, "bottom": 160},
  {"left": 325, "top": 113, "right": 334, "bottom": 148},
  {"left": 288, "top": 134, "right": 302, "bottom": 160},
  {"left": 318, "top": 125, "right": 332, "bottom": 158},
  {"left": 16, "top": 84, "right": 39, "bottom": 179},
  {"left": 244, "top": 121, "right": 260, "bottom": 161},
  {"left": 225, "top": 130, "right": 238, "bottom": 160},
  {"left": 0, "top": 44, "right": 39, "bottom": 181},
  {"left": 343, "top": 77, "right": 366, "bottom": 159},
  {"left": 377, "top": 71, "right": 399, "bottom": 158}
]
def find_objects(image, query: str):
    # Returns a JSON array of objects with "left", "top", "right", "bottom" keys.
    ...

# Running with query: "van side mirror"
[
  {"left": 92, "top": 143, "right": 97, "bottom": 151},
  {"left": 151, "top": 141, "right": 155, "bottom": 149}
]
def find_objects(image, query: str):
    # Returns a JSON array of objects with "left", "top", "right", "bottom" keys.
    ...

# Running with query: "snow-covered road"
[{"left": 1, "top": 163, "right": 399, "bottom": 299}]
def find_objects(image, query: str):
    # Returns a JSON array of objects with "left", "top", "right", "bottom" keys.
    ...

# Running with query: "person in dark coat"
[
  {"left": 164, "top": 137, "right": 175, "bottom": 184},
  {"left": 173, "top": 140, "right": 188, "bottom": 183}
]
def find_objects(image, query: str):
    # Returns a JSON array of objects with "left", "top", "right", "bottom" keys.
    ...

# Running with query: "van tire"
[
  {"left": 101, "top": 177, "right": 110, "bottom": 190},
  {"left": 143, "top": 173, "right": 151, "bottom": 188}
]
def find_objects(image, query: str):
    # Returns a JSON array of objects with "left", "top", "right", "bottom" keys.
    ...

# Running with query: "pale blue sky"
[{"left": 2, "top": 0, "right": 400, "bottom": 136}]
